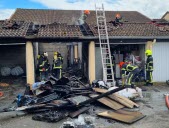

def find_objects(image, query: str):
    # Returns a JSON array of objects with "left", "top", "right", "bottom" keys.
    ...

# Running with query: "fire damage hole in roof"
[
  {"left": 26, "top": 22, "right": 41, "bottom": 36},
  {"left": 79, "top": 22, "right": 94, "bottom": 36},
  {"left": 1, "top": 20, "right": 22, "bottom": 29}
]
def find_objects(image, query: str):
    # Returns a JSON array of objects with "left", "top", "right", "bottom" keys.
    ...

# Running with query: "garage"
[
  {"left": 95, "top": 43, "right": 145, "bottom": 81},
  {"left": 0, "top": 43, "right": 26, "bottom": 77}
]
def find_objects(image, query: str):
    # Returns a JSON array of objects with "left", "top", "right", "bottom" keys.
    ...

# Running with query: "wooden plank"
[
  {"left": 116, "top": 110, "right": 144, "bottom": 117},
  {"left": 97, "top": 111, "right": 145, "bottom": 124},
  {"left": 69, "top": 107, "right": 90, "bottom": 118},
  {"left": 90, "top": 95, "right": 124, "bottom": 110},
  {"left": 93, "top": 88, "right": 139, "bottom": 108},
  {"left": 114, "top": 94, "right": 139, "bottom": 107}
]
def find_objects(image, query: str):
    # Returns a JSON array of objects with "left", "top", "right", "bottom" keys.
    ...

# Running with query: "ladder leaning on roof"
[{"left": 95, "top": 4, "right": 115, "bottom": 86}]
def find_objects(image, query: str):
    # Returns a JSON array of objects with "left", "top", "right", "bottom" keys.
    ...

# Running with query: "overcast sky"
[{"left": 0, "top": 0, "right": 168, "bottom": 20}]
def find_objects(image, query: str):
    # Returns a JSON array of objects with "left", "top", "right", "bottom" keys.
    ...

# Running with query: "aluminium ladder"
[{"left": 95, "top": 4, "right": 115, "bottom": 86}]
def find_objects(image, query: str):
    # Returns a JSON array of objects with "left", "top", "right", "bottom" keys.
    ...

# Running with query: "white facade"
[{"left": 152, "top": 42, "right": 169, "bottom": 82}]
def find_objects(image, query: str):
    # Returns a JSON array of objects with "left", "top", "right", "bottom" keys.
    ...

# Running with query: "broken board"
[
  {"left": 97, "top": 110, "right": 145, "bottom": 124},
  {"left": 93, "top": 88, "right": 139, "bottom": 108},
  {"left": 90, "top": 94, "right": 124, "bottom": 110},
  {"left": 69, "top": 107, "right": 90, "bottom": 118}
]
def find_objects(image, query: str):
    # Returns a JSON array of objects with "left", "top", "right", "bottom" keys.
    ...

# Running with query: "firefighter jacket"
[
  {"left": 146, "top": 55, "right": 153, "bottom": 71},
  {"left": 53, "top": 55, "right": 63, "bottom": 69},
  {"left": 39, "top": 56, "right": 50, "bottom": 71},
  {"left": 121, "top": 64, "right": 138, "bottom": 77}
]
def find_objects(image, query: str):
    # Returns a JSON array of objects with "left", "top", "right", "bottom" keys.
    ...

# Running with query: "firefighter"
[
  {"left": 53, "top": 52, "right": 63, "bottom": 79},
  {"left": 145, "top": 50, "right": 153, "bottom": 86},
  {"left": 39, "top": 52, "right": 50, "bottom": 81},
  {"left": 119, "top": 61, "right": 140, "bottom": 88}
]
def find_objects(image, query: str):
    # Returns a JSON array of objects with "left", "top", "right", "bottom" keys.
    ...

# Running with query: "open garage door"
[{"left": 0, "top": 43, "right": 26, "bottom": 76}]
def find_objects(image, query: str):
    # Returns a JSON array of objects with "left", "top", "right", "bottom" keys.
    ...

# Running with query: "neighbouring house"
[
  {"left": 162, "top": 11, "right": 169, "bottom": 21},
  {"left": 0, "top": 8, "right": 169, "bottom": 84}
]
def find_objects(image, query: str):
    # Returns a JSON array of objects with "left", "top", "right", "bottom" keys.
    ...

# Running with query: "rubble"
[{"left": 0, "top": 76, "right": 145, "bottom": 126}]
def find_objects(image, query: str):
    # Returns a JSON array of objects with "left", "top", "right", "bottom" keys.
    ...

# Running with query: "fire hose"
[{"left": 165, "top": 94, "right": 169, "bottom": 109}]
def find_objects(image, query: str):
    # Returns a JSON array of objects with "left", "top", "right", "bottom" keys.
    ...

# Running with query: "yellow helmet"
[
  {"left": 54, "top": 52, "right": 58, "bottom": 55},
  {"left": 145, "top": 50, "right": 152, "bottom": 56}
]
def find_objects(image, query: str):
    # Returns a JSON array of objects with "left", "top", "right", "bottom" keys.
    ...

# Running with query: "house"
[
  {"left": 162, "top": 11, "right": 169, "bottom": 21},
  {"left": 0, "top": 9, "right": 169, "bottom": 85}
]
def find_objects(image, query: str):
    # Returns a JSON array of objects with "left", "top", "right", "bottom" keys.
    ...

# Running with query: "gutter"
[
  {"left": 0, "top": 36, "right": 169, "bottom": 43},
  {"left": 83, "top": 36, "right": 169, "bottom": 40}
]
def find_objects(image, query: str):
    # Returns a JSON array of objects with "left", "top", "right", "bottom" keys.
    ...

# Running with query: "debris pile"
[{"left": 0, "top": 76, "right": 145, "bottom": 127}]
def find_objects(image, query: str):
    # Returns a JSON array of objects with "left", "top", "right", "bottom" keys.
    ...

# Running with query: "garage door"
[{"left": 153, "top": 42, "right": 169, "bottom": 82}]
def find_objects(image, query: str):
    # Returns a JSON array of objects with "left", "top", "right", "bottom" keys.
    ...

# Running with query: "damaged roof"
[
  {"left": 0, "top": 8, "right": 168, "bottom": 40},
  {"left": 0, "top": 20, "right": 30, "bottom": 37}
]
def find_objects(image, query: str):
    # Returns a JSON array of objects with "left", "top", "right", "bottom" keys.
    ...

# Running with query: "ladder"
[{"left": 95, "top": 4, "right": 115, "bottom": 86}]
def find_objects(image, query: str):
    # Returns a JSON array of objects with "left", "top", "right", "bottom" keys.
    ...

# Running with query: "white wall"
[{"left": 152, "top": 42, "right": 169, "bottom": 82}]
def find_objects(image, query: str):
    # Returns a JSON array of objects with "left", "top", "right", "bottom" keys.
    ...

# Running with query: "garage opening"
[
  {"left": 95, "top": 44, "right": 145, "bottom": 81},
  {"left": 0, "top": 43, "right": 26, "bottom": 85},
  {"left": 36, "top": 42, "right": 85, "bottom": 80}
]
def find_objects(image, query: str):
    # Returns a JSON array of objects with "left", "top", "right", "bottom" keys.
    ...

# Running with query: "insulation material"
[
  {"left": 108, "top": 87, "right": 143, "bottom": 99},
  {"left": 11, "top": 66, "right": 24, "bottom": 76},
  {"left": 1, "top": 67, "right": 11, "bottom": 76}
]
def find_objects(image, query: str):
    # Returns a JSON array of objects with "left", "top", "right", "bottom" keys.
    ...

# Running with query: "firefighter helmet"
[
  {"left": 84, "top": 10, "right": 90, "bottom": 15},
  {"left": 54, "top": 52, "right": 58, "bottom": 55}
]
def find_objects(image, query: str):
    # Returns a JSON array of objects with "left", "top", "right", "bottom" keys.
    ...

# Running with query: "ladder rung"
[
  {"left": 102, "top": 58, "right": 111, "bottom": 59},
  {"left": 100, "top": 43, "right": 108, "bottom": 44},
  {"left": 103, "top": 63, "right": 110, "bottom": 64},
  {"left": 98, "top": 16, "right": 104, "bottom": 18},
  {"left": 99, "top": 29, "right": 106, "bottom": 31}
]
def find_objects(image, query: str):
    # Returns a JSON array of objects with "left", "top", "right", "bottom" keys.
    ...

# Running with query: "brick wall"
[
  {"left": 39, "top": 43, "right": 68, "bottom": 69},
  {"left": 0, "top": 45, "right": 26, "bottom": 73}
]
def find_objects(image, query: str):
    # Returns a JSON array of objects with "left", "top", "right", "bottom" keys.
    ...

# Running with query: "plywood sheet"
[
  {"left": 93, "top": 88, "right": 139, "bottom": 108},
  {"left": 98, "top": 111, "right": 145, "bottom": 124},
  {"left": 90, "top": 95, "right": 124, "bottom": 110}
]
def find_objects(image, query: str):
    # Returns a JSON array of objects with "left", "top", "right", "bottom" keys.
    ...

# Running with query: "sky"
[{"left": 0, "top": 0, "right": 169, "bottom": 20}]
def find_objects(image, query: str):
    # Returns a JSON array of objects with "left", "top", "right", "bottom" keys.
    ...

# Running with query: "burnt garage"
[{"left": 0, "top": 43, "right": 26, "bottom": 77}]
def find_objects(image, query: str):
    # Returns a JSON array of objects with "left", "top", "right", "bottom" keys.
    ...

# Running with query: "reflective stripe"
[
  {"left": 126, "top": 65, "right": 137, "bottom": 72},
  {"left": 59, "top": 69, "right": 62, "bottom": 79},
  {"left": 127, "top": 74, "right": 133, "bottom": 85},
  {"left": 150, "top": 72, "right": 153, "bottom": 83}
]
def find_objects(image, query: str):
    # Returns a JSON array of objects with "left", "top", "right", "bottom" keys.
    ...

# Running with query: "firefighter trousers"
[
  {"left": 146, "top": 71, "right": 153, "bottom": 84},
  {"left": 127, "top": 68, "right": 140, "bottom": 86},
  {"left": 53, "top": 68, "right": 62, "bottom": 79}
]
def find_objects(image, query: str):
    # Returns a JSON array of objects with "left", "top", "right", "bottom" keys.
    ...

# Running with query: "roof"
[
  {"left": 11, "top": 9, "right": 82, "bottom": 25},
  {"left": 0, "top": 20, "right": 30, "bottom": 37},
  {"left": 0, "top": 8, "right": 168, "bottom": 40},
  {"left": 89, "top": 23, "right": 169, "bottom": 37},
  {"left": 153, "top": 19, "right": 169, "bottom": 23},
  {"left": 86, "top": 11, "right": 151, "bottom": 24},
  {"left": 11, "top": 9, "right": 151, "bottom": 25},
  {"left": 38, "top": 23, "right": 83, "bottom": 37}
]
